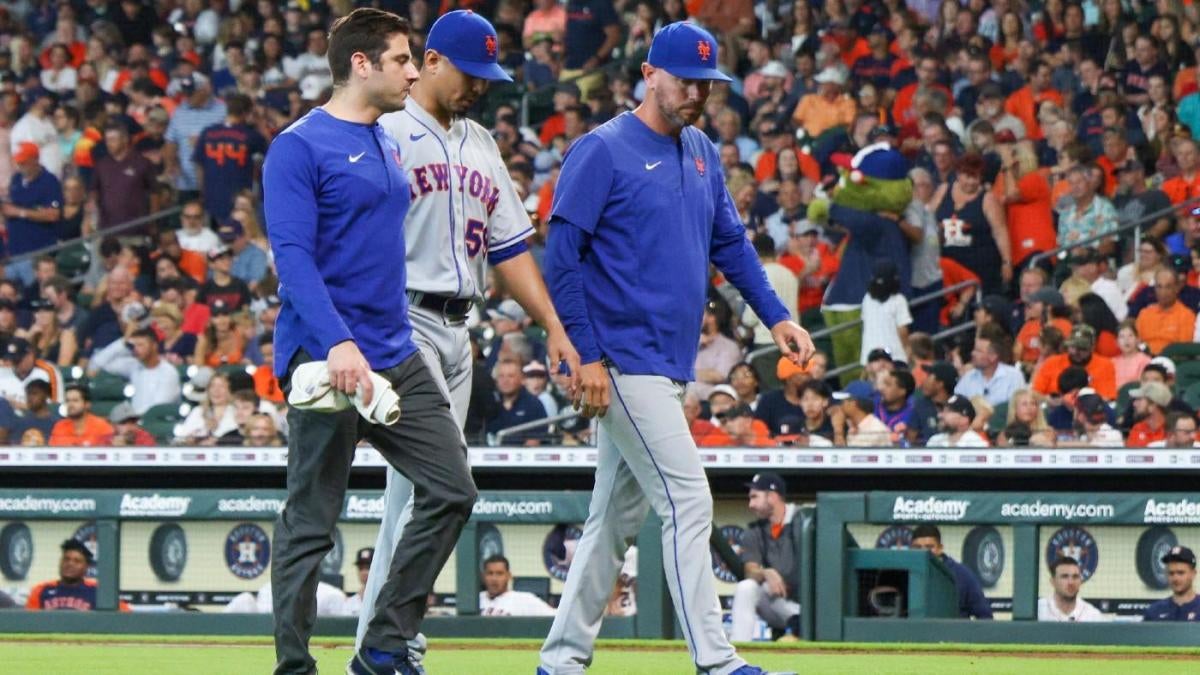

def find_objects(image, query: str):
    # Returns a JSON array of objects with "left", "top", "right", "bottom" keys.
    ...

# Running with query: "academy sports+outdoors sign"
[
  {"left": 869, "top": 492, "right": 1200, "bottom": 524},
  {"left": 0, "top": 489, "right": 590, "bottom": 524}
]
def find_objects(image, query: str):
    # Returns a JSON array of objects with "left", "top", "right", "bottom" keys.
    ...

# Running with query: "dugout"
[{"left": 816, "top": 491, "right": 1200, "bottom": 645}]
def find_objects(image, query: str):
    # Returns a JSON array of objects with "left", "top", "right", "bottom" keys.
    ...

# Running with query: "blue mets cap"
[
  {"left": 425, "top": 10, "right": 512, "bottom": 83},
  {"left": 647, "top": 22, "right": 731, "bottom": 82}
]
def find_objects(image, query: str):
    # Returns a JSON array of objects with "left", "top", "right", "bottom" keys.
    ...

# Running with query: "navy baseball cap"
[
  {"left": 1162, "top": 545, "right": 1196, "bottom": 567},
  {"left": 425, "top": 10, "right": 512, "bottom": 83},
  {"left": 355, "top": 547, "right": 374, "bottom": 568},
  {"left": 745, "top": 472, "right": 786, "bottom": 496},
  {"left": 647, "top": 22, "right": 731, "bottom": 82}
]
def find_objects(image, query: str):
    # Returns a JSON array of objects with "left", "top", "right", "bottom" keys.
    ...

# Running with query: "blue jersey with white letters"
[
  {"left": 263, "top": 108, "right": 418, "bottom": 377},
  {"left": 544, "top": 112, "right": 788, "bottom": 382}
]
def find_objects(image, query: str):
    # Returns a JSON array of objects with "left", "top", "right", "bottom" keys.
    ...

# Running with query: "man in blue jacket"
[
  {"left": 910, "top": 524, "right": 994, "bottom": 619},
  {"left": 262, "top": 10, "right": 475, "bottom": 675}
]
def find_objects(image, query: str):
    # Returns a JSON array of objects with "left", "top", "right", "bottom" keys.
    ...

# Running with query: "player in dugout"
[
  {"left": 909, "top": 524, "right": 993, "bottom": 619},
  {"left": 26, "top": 539, "right": 130, "bottom": 611},
  {"left": 1143, "top": 546, "right": 1200, "bottom": 621}
]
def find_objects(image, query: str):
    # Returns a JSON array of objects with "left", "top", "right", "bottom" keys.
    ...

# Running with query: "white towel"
[{"left": 287, "top": 361, "right": 401, "bottom": 425}]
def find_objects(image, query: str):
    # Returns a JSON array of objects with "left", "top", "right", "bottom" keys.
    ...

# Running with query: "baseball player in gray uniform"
[
  {"left": 538, "top": 23, "right": 809, "bottom": 675},
  {"left": 355, "top": 9, "right": 580, "bottom": 656}
]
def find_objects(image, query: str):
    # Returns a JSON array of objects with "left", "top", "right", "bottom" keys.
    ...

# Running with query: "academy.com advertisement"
[
  {"left": 0, "top": 494, "right": 98, "bottom": 516},
  {"left": 877, "top": 493, "right": 1128, "bottom": 524}
]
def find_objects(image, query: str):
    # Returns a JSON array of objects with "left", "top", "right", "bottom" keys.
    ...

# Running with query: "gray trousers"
[
  {"left": 355, "top": 307, "right": 472, "bottom": 650},
  {"left": 539, "top": 368, "right": 745, "bottom": 675},
  {"left": 271, "top": 349, "right": 476, "bottom": 675}
]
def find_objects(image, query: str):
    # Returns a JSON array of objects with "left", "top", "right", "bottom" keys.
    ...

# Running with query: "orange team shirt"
[
  {"left": 1049, "top": 174, "right": 1072, "bottom": 210},
  {"left": 48, "top": 415, "right": 115, "bottom": 447},
  {"left": 994, "top": 170, "right": 1056, "bottom": 263},
  {"left": 989, "top": 44, "right": 1019, "bottom": 72},
  {"left": 792, "top": 94, "right": 858, "bottom": 139},
  {"left": 1135, "top": 302, "right": 1197, "bottom": 354},
  {"left": 1031, "top": 353, "right": 1117, "bottom": 400},
  {"left": 754, "top": 149, "right": 821, "bottom": 184},
  {"left": 1162, "top": 171, "right": 1200, "bottom": 205},
  {"left": 1174, "top": 67, "right": 1200, "bottom": 101},
  {"left": 779, "top": 242, "right": 841, "bottom": 312},
  {"left": 170, "top": 249, "right": 207, "bottom": 284},
  {"left": 1095, "top": 155, "right": 1120, "bottom": 197},
  {"left": 1127, "top": 421, "right": 1166, "bottom": 448},
  {"left": 538, "top": 113, "right": 565, "bottom": 147},
  {"left": 253, "top": 365, "right": 284, "bottom": 403},
  {"left": 1003, "top": 87, "right": 1064, "bottom": 140},
  {"left": 1095, "top": 330, "right": 1121, "bottom": 359},
  {"left": 939, "top": 257, "right": 981, "bottom": 326},
  {"left": 1016, "top": 317, "right": 1074, "bottom": 364}
]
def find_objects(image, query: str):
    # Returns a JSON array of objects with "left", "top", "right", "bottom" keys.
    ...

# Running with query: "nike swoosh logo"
[
  {"left": 410, "top": 133, "right": 427, "bottom": 141},
  {"left": 348, "top": 152, "right": 365, "bottom": 163},
  {"left": 645, "top": 161, "right": 662, "bottom": 170}
]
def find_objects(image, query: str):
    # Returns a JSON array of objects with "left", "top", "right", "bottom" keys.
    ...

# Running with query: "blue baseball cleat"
[
  {"left": 346, "top": 647, "right": 425, "bottom": 675},
  {"left": 535, "top": 669, "right": 550, "bottom": 675},
  {"left": 729, "top": 666, "right": 798, "bottom": 675}
]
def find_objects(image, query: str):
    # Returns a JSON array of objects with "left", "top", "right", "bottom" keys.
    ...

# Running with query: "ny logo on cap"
[
  {"left": 697, "top": 40, "right": 712, "bottom": 61},
  {"left": 485, "top": 35, "right": 497, "bottom": 57},
  {"left": 695, "top": 156, "right": 706, "bottom": 176}
]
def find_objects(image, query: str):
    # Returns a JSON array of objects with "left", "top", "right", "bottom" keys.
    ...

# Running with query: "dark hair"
[
  {"left": 1003, "top": 421, "right": 1032, "bottom": 446},
  {"left": 868, "top": 263, "right": 901, "bottom": 301},
  {"left": 65, "top": 383, "right": 90, "bottom": 402},
  {"left": 257, "top": 333, "right": 274, "bottom": 347},
  {"left": 911, "top": 524, "right": 942, "bottom": 543},
  {"left": 1078, "top": 293, "right": 1119, "bottom": 336},
  {"left": 1167, "top": 410, "right": 1195, "bottom": 434},
  {"left": 800, "top": 379, "right": 832, "bottom": 400},
  {"left": 45, "top": 275, "right": 72, "bottom": 295},
  {"left": 327, "top": 8, "right": 411, "bottom": 86},
  {"left": 61, "top": 538, "right": 94, "bottom": 562},
  {"left": 55, "top": 103, "right": 81, "bottom": 127},
  {"left": 24, "top": 380, "right": 51, "bottom": 397},
  {"left": 976, "top": 323, "right": 1013, "bottom": 363},
  {"left": 753, "top": 233, "right": 777, "bottom": 258},
  {"left": 483, "top": 554, "right": 510, "bottom": 570},
  {"left": 233, "top": 389, "right": 260, "bottom": 406},
  {"left": 1057, "top": 366, "right": 1090, "bottom": 393},
  {"left": 955, "top": 152, "right": 986, "bottom": 177},
  {"left": 129, "top": 327, "right": 158, "bottom": 343},
  {"left": 99, "top": 236, "right": 122, "bottom": 258},
  {"left": 225, "top": 93, "right": 253, "bottom": 118},
  {"left": 1049, "top": 555, "right": 1081, "bottom": 574},
  {"left": 890, "top": 369, "right": 916, "bottom": 398}
]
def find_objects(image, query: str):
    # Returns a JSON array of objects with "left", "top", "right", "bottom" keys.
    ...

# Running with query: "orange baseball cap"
[
  {"left": 12, "top": 142, "right": 39, "bottom": 164},
  {"left": 776, "top": 355, "right": 812, "bottom": 381}
]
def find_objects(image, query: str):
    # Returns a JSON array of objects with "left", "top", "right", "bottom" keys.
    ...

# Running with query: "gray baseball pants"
[
  {"left": 271, "top": 348, "right": 475, "bottom": 674},
  {"left": 354, "top": 306, "right": 473, "bottom": 651},
  {"left": 539, "top": 367, "right": 746, "bottom": 674}
]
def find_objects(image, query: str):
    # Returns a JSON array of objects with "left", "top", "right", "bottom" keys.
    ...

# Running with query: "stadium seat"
[
  {"left": 88, "top": 372, "right": 131, "bottom": 419},
  {"left": 1183, "top": 382, "right": 1200, "bottom": 412},
  {"left": 1161, "top": 342, "right": 1200, "bottom": 363},
  {"left": 142, "top": 403, "right": 188, "bottom": 444},
  {"left": 988, "top": 402, "right": 1008, "bottom": 436},
  {"left": 1116, "top": 381, "right": 1139, "bottom": 414},
  {"left": 1175, "top": 360, "right": 1200, "bottom": 393},
  {"left": 512, "top": 576, "right": 551, "bottom": 603}
]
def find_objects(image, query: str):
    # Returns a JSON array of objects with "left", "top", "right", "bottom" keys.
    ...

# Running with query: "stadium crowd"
[{"left": 4, "top": 0, "right": 1200, "bottom": 448}]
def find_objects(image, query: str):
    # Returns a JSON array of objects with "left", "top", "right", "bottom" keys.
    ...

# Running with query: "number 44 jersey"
[{"left": 379, "top": 99, "right": 534, "bottom": 301}]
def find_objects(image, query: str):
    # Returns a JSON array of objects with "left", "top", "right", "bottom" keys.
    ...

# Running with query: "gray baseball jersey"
[
  {"left": 377, "top": 98, "right": 534, "bottom": 299},
  {"left": 354, "top": 98, "right": 532, "bottom": 653}
]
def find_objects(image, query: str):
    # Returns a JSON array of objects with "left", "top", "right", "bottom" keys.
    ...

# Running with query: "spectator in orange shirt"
[
  {"left": 48, "top": 385, "right": 114, "bottom": 446},
  {"left": 715, "top": 404, "right": 774, "bottom": 447},
  {"left": 1127, "top": 381, "right": 1172, "bottom": 447},
  {"left": 778, "top": 220, "right": 839, "bottom": 313},
  {"left": 1031, "top": 325, "right": 1117, "bottom": 400},
  {"left": 1015, "top": 288, "right": 1072, "bottom": 365},
  {"left": 892, "top": 55, "right": 952, "bottom": 129},
  {"left": 1136, "top": 268, "right": 1197, "bottom": 354},
  {"left": 1162, "top": 137, "right": 1200, "bottom": 205},
  {"left": 685, "top": 392, "right": 725, "bottom": 447},
  {"left": 252, "top": 334, "right": 284, "bottom": 404},
  {"left": 994, "top": 138, "right": 1056, "bottom": 267},
  {"left": 1003, "top": 60, "right": 1064, "bottom": 141},
  {"left": 791, "top": 65, "right": 857, "bottom": 140}
]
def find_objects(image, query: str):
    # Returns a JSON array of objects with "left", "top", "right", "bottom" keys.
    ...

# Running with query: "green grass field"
[{"left": 1, "top": 636, "right": 1195, "bottom": 674}]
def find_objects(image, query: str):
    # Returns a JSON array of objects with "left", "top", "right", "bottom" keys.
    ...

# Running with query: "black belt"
[{"left": 407, "top": 290, "right": 472, "bottom": 321}]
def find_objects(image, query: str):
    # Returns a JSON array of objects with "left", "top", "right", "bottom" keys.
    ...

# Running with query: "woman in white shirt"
[
  {"left": 40, "top": 44, "right": 78, "bottom": 94},
  {"left": 173, "top": 372, "right": 238, "bottom": 443}
]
